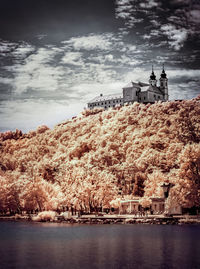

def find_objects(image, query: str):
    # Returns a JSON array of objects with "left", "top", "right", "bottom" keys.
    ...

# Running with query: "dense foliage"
[{"left": 0, "top": 97, "right": 200, "bottom": 213}]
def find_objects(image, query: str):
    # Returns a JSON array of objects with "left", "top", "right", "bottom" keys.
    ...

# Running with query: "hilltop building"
[{"left": 88, "top": 66, "right": 168, "bottom": 110}]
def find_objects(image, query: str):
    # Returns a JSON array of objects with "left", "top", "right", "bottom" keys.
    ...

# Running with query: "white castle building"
[{"left": 88, "top": 66, "right": 168, "bottom": 110}]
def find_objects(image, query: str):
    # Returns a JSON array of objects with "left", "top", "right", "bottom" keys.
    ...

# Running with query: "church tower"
[
  {"left": 149, "top": 65, "right": 157, "bottom": 86},
  {"left": 159, "top": 64, "right": 168, "bottom": 101}
]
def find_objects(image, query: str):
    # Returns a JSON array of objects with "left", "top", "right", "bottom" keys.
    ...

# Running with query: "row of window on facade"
[
  {"left": 140, "top": 94, "right": 162, "bottom": 101},
  {"left": 153, "top": 94, "right": 162, "bottom": 100},
  {"left": 88, "top": 99, "right": 123, "bottom": 109}
]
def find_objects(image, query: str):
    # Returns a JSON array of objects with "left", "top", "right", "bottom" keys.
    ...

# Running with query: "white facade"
[
  {"left": 87, "top": 93, "right": 123, "bottom": 110},
  {"left": 87, "top": 67, "right": 168, "bottom": 109}
]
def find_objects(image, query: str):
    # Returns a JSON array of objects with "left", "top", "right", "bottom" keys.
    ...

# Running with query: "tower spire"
[
  {"left": 160, "top": 64, "right": 168, "bottom": 101},
  {"left": 149, "top": 65, "right": 157, "bottom": 86},
  {"left": 161, "top": 64, "right": 166, "bottom": 78}
]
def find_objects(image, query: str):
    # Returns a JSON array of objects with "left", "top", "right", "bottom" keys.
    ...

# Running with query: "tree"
[{"left": 176, "top": 144, "right": 200, "bottom": 207}]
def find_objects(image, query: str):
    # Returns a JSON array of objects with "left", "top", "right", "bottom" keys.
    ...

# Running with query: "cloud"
[
  {"left": 7, "top": 47, "right": 64, "bottom": 94},
  {"left": 0, "top": 29, "right": 199, "bottom": 133},
  {"left": 0, "top": 99, "right": 84, "bottom": 133},
  {"left": 88, "top": 52, "right": 141, "bottom": 68},
  {"left": 62, "top": 34, "right": 116, "bottom": 51},
  {"left": 115, "top": 0, "right": 159, "bottom": 30},
  {"left": 189, "top": 9, "right": 200, "bottom": 24},
  {"left": 70, "top": 81, "right": 124, "bottom": 102},
  {"left": 161, "top": 24, "right": 188, "bottom": 50},
  {"left": 116, "top": 0, "right": 131, "bottom": 5},
  {"left": 115, "top": 4, "right": 133, "bottom": 14},
  {"left": 0, "top": 40, "right": 35, "bottom": 60},
  {"left": 115, "top": 0, "right": 200, "bottom": 50},
  {"left": 0, "top": 40, "right": 17, "bottom": 56},
  {"left": 166, "top": 69, "right": 200, "bottom": 80},
  {"left": 62, "top": 52, "right": 84, "bottom": 66},
  {"left": 83, "top": 63, "right": 117, "bottom": 83},
  {"left": 12, "top": 43, "right": 35, "bottom": 59},
  {"left": 0, "top": 77, "right": 13, "bottom": 85},
  {"left": 150, "top": 19, "right": 161, "bottom": 27},
  {"left": 115, "top": 0, "right": 144, "bottom": 29},
  {"left": 2, "top": 34, "right": 131, "bottom": 98},
  {"left": 36, "top": 34, "right": 47, "bottom": 40},
  {"left": 168, "top": 1, "right": 200, "bottom": 34},
  {"left": 139, "top": 0, "right": 159, "bottom": 9}
]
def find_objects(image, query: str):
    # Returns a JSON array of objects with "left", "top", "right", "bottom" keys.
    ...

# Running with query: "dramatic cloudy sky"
[{"left": 0, "top": 0, "right": 200, "bottom": 132}]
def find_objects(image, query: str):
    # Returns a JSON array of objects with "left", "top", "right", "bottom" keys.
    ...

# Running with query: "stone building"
[
  {"left": 87, "top": 93, "right": 123, "bottom": 110},
  {"left": 119, "top": 197, "right": 165, "bottom": 215},
  {"left": 87, "top": 66, "right": 168, "bottom": 109}
]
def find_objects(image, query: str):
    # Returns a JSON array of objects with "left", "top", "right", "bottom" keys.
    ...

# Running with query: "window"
[
  {"left": 105, "top": 101, "right": 107, "bottom": 104},
  {"left": 105, "top": 106, "right": 107, "bottom": 109},
  {"left": 154, "top": 94, "right": 156, "bottom": 98},
  {"left": 113, "top": 100, "right": 115, "bottom": 103},
  {"left": 116, "top": 100, "right": 118, "bottom": 103},
  {"left": 109, "top": 101, "right": 110, "bottom": 104},
  {"left": 144, "top": 97, "right": 146, "bottom": 100},
  {"left": 158, "top": 96, "right": 160, "bottom": 99},
  {"left": 101, "top": 102, "right": 103, "bottom": 105}
]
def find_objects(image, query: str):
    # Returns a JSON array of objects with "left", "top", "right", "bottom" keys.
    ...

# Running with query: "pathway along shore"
[{"left": 1, "top": 214, "right": 200, "bottom": 225}]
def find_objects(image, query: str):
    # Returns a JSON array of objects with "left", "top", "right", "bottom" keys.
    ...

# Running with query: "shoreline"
[{"left": 1, "top": 214, "right": 200, "bottom": 225}]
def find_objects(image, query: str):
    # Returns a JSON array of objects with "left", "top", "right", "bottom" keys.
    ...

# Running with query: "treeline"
[{"left": 0, "top": 96, "right": 200, "bottom": 214}]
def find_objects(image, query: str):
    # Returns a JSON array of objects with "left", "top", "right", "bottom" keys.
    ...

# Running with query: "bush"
[{"left": 32, "top": 211, "right": 57, "bottom": 222}]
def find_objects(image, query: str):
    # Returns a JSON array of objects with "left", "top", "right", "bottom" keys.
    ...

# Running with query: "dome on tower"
[
  {"left": 161, "top": 69, "right": 167, "bottom": 78},
  {"left": 150, "top": 71, "right": 156, "bottom": 80},
  {"left": 160, "top": 65, "right": 167, "bottom": 78}
]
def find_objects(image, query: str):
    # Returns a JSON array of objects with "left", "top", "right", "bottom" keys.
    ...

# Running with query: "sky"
[{"left": 0, "top": 0, "right": 200, "bottom": 132}]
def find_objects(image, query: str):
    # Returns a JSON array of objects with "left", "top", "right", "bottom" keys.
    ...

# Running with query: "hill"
[{"left": 0, "top": 97, "right": 200, "bottom": 213}]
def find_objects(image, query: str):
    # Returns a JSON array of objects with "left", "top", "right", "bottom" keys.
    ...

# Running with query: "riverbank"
[{"left": 1, "top": 214, "right": 200, "bottom": 225}]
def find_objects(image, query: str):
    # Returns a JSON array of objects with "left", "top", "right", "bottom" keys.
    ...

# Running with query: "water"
[{"left": 0, "top": 221, "right": 200, "bottom": 269}]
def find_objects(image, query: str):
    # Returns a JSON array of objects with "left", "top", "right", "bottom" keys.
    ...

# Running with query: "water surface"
[{"left": 0, "top": 221, "right": 200, "bottom": 269}]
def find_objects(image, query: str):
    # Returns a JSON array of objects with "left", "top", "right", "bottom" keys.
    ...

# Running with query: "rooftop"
[{"left": 88, "top": 93, "right": 122, "bottom": 103}]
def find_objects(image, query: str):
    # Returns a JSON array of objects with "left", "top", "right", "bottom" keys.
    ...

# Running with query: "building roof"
[
  {"left": 120, "top": 198, "right": 140, "bottom": 203},
  {"left": 88, "top": 93, "right": 122, "bottom": 103},
  {"left": 150, "top": 197, "right": 165, "bottom": 202},
  {"left": 138, "top": 81, "right": 149, "bottom": 87},
  {"left": 140, "top": 85, "right": 150, "bottom": 92}
]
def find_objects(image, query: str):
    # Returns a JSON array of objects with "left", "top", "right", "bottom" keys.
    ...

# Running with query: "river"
[{"left": 0, "top": 221, "right": 200, "bottom": 269}]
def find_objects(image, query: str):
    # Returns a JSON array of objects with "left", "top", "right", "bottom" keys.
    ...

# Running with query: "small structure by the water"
[
  {"left": 151, "top": 198, "right": 165, "bottom": 214},
  {"left": 119, "top": 197, "right": 182, "bottom": 215},
  {"left": 119, "top": 197, "right": 166, "bottom": 215},
  {"left": 120, "top": 198, "right": 142, "bottom": 214}
]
